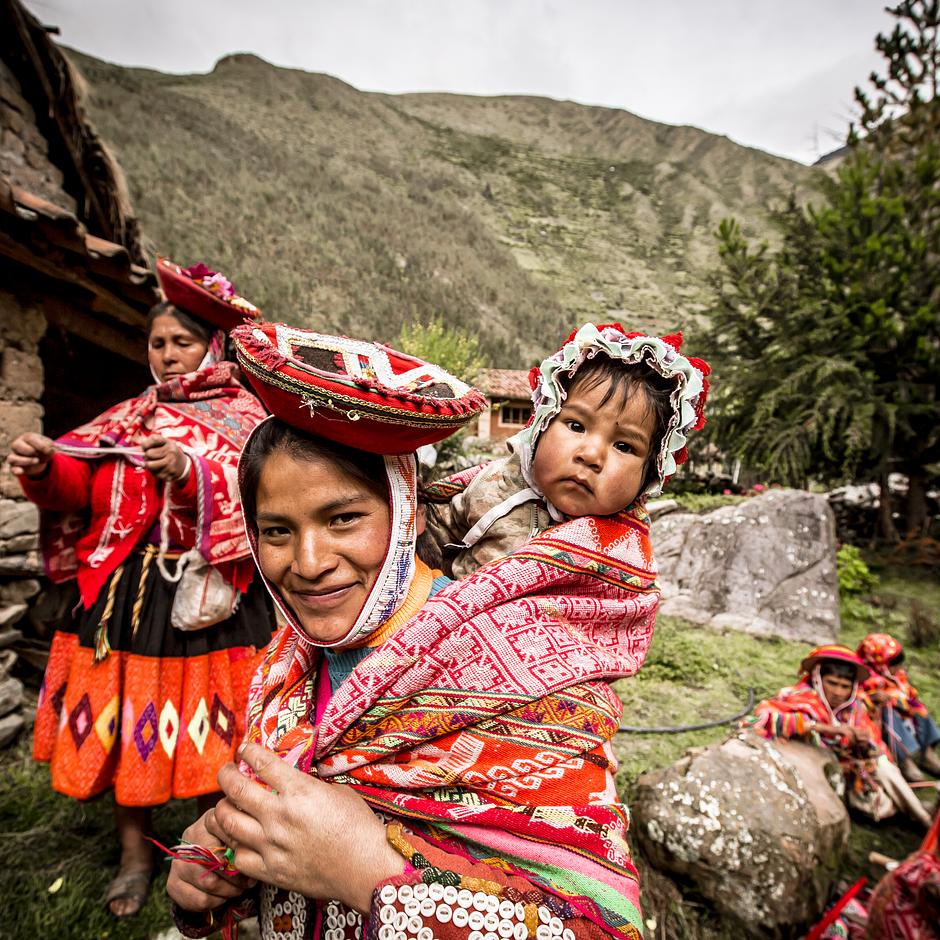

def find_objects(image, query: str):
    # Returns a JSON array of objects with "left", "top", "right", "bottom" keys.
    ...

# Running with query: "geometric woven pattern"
[
  {"left": 67, "top": 693, "right": 93, "bottom": 751},
  {"left": 187, "top": 697, "right": 210, "bottom": 756},
  {"left": 159, "top": 700, "right": 180, "bottom": 759},
  {"left": 245, "top": 507, "right": 657, "bottom": 938},
  {"left": 134, "top": 702, "right": 159, "bottom": 763},
  {"left": 210, "top": 694, "right": 236, "bottom": 747},
  {"left": 94, "top": 694, "right": 120, "bottom": 754}
]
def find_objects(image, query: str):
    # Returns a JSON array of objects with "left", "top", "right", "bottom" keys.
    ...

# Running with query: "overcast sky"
[{"left": 24, "top": 0, "right": 896, "bottom": 165}]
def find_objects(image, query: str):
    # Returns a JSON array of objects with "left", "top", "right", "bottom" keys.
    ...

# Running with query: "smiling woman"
[
  {"left": 246, "top": 425, "right": 393, "bottom": 645},
  {"left": 164, "top": 324, "right": 669, "bottom": 939}
]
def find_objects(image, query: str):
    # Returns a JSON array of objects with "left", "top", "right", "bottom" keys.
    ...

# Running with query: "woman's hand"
[
  {"left": 6, "top": 432, "right": 55, "bottom": 477},
  {"left": 166, "top": 811, "right": 256, "bottom": 913},
  {"left": 140, "top": 435, "right": 189, "bottom": 481},
  {"left": 212, "top": 743, "right": 405, "bottom": 913}
]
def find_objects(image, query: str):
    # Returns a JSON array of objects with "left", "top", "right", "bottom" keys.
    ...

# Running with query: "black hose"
[{"left": 617, "top": 687, "right": 756, "bottom": 734}]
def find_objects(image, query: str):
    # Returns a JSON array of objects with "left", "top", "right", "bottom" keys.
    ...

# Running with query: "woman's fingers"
[
  {"left": 167, "top": 862, "right": 243, "bottom": 911},
  {"left": 6, "top": 433, "right": 55, "bottom": 472},
  {"left": 238, "top": 742, "right": 305, "bottom": 796},
  {"left": 213, "top": 795, "right": 269, "bottom": 853}
]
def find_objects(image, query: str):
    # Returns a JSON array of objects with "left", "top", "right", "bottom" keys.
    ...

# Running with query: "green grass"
[
  {"left": 616, "top": 558, "right": 939, "bottom": 937},
  {"left": 0, "top": 742, "right": 192, "bottom": 938}
]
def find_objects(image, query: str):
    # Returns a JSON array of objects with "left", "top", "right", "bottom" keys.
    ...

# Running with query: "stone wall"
[
  {"left": 0, "top": 56, "right": 77, "bottom": 213},
  {"left": 0, "top": 284, "right": 46, "bottom": 745}
]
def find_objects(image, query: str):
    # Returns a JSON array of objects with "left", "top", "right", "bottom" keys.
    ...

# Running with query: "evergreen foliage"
[{"left": 702, "top": 1, "right": 939, "bottom": 537}]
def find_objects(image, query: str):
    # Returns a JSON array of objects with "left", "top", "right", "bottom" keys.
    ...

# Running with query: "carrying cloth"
[
  {"left": 34, "top": 361, "right": 266, "bottom": 607},
  {"left": 245, "top": 507, "right": 660, "bottom": 939}
]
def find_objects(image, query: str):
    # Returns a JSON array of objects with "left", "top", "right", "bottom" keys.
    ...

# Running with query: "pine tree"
[{"left": 702, "top": 1, "right": 939, "bottom": 539}]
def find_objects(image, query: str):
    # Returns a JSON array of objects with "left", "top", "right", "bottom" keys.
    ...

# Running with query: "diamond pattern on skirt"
[
  {"left": 159, "top": 700, "right": 180, "bottom": 758},
  {"left": 134, "top": 701, "right": 159, "bottom": 762},
  {"left": 68, "top": 693, "right": 93, "bottom": 750},
  {"left": 188, "top": 697, "right": 210, "bottom": 755},
  {"left": 210, "top": 694, "right": 235, "bottom": 746},
  {"left": 94, "top": 695, "right": 120, "bottom": 754},
  {"left": 50, "top": 682, "right": 66, "bottom": 719}
]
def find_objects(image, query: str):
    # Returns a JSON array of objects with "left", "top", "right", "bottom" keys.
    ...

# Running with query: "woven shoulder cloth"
[{"left": 246, "top": 507, "right": 659, "bottom": 938}]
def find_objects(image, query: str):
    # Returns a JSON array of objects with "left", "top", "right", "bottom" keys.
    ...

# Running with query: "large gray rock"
[
  {"left": 653, "top": 488, "right": 840, "bottom": 642},
  {"left": 633, "top": 734, "right": 849, "bottom": 937}
]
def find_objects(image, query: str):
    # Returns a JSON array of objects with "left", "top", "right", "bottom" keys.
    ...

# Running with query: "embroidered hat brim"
[
  {"left": 157, "top": 257, "right": 261, "bottom": 332},
  {"left": 232, "top": 322, "right": 488, "bottom": 455},
  {"left": 509, "top": 323, "right": 711, "bottom": 505}
]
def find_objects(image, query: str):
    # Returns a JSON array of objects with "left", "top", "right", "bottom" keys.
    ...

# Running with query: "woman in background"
[{"left": 6, "top": 260, "right": 276, "bottom": 917}]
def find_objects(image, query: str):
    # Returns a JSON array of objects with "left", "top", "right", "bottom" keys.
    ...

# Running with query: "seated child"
[
  {"left": 749, "top": 645, "right": 932, "bottom": 828},
  {"left": 423, "top": 323, "right": 710, "bottom": 578},
  {"left": 858, "top": 632, "right": 940, "bottom": 780}
]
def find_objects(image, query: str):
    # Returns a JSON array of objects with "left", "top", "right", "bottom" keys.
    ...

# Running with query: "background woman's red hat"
[
  {"left": 231, "top": 322, "right": 488, "bottom": 455},
  {"left": 156, "top": 257, "right": 261, "bottom": 332}
]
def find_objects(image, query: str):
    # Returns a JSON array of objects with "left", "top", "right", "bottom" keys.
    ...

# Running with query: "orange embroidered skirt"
[{"left": 33, "top": 548, "right": 275, "bottom": 806}]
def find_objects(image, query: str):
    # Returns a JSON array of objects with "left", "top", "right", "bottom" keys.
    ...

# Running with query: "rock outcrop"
[
  {"left": 653, "top": 488, "right": 840, "bottom": 643},
  {"left": 633, "top": 734, "right": 849, "bottom": 937}
]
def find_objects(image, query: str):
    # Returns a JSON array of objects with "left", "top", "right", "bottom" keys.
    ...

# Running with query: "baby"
[{"left": 423, "top": 322, "right": 710, "bottom": 578}]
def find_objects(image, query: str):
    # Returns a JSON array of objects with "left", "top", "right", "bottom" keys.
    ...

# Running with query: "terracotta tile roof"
[
  {"left": 478, "top": 368, "right": 532, "bottom": 401},
  {"left": 0, "top": 179, "right": 159, "bottom": 319}
]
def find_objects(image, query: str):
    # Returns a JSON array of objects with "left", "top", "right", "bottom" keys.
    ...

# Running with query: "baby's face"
[{"left": 531, "top": 380, "right": 656, "bottom": 518}]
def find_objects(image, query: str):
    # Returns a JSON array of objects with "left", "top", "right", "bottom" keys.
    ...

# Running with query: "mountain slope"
[{"left": 69, "top": 51, "right": 820, "bottom": 366}]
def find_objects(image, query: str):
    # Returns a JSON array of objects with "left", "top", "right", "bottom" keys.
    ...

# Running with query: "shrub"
[{"left": 837, "top": 544, "right": 878, "bottom": 597}]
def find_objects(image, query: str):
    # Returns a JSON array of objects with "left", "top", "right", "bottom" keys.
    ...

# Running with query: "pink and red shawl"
[
  {"left": 33, "top": 362, "right": 266, "bottom": 605},
  {"left": 245, "top": 508, "right": 659, "bottom": 939}
]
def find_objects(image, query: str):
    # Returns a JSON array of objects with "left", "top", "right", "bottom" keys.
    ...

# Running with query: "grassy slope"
[{"left": 69, "top": 51, "right": 817, "bottom": 366}]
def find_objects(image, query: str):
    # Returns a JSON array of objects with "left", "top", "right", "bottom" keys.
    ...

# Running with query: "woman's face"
[
  {"left": 254, "top": 450, "right": 391, "bottom": 644},
  {"left": 148, "top": 312, "right": 209, "bottom": 381},
  {"left": 821, "top": 673, "right": 855, "bottom": 708}
]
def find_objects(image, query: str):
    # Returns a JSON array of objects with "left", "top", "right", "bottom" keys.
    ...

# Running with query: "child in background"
[
  {"left": 423, "top": 322, "right": 710, "bottom": 578},
  {"left": 858, "top": 632, "right": 940, "bottom": 780}
]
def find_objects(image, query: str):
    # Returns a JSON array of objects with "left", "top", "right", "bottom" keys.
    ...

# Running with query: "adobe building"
[
  {"left": 475, "top": 368, "right": 532, "bottom": 442},
  {"left": 0, "top": 0, "right": 159, "bottom": 744}
]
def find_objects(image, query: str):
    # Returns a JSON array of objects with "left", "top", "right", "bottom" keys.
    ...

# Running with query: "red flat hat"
[
  {"left": 799, "top": 644, "right": 870, "bottom": 683},
  {"left": 231, "top": 322, "right": 488, "bottom": 454},
  {"left": 156, "top": 257, "right": 261, "bottom": 331}
]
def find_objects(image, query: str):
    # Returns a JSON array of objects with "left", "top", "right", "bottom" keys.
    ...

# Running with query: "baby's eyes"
[
  {"left": 614, "top": 441, "right": 634, "bottom": 454},
  {"left": 565, "top": 420, "right": 585, "bottom": 433}
]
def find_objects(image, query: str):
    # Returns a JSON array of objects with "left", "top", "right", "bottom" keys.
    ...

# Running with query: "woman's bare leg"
[{"left": 109, "top": 802, "right": 154, "bottom": 917}]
